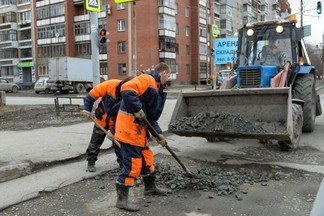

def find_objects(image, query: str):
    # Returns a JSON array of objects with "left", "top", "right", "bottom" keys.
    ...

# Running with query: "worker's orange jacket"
[
  {"left": 115, "top": 71, "right": 167, "bottom": 147},
  {"left": 84, "top": 79, "right": 122, "bottom": 130}
]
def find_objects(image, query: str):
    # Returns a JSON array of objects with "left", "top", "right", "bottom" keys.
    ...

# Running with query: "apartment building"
[
  {"left": 0, "top": 0, "right": 291, "bottom": 85},
  {"left": 31, "top": 0, "right": 215, "bottom": 85},
  {"left": 213, "top": 0, "right": 290, "bottom": 38},
  {"left": 0, "top": 0, "right": 33, "bottom": 83}
]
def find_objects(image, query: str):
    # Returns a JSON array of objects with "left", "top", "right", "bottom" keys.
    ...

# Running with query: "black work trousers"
[{"left": 86, "top": 124, "right": 122, "bottom": 167}]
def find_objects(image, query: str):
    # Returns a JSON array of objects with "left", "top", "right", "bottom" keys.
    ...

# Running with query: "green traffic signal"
[{"left": 317, "top": 1, "right": 322, "bottom": 14}]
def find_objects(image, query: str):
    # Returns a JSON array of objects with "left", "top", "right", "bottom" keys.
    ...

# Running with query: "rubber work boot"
[
  {"left": 115, "top": 183, "right": 140, "bottom": 212},
  {"left": 86, "top": 163, "right": 96, "bottom": 172},
  {"left": 143, "top": 172, "right": 170, "bottom": 196}
]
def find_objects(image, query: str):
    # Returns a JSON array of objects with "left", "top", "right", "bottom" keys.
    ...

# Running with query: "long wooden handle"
[
  {"left": 89, "top": 115, "right": 121, "bottom": 148},
  {"left": 143, "top": 118, "right": 193, "bottom": 175}
]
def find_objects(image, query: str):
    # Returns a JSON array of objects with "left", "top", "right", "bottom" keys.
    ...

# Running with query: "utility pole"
[
  {"left": 127, "top": 3, "right": 133, "bottom": 76},
  {"left": 301, "top": 0, "right": 304, "bottom": 37},
  {"left": 90, "top": 12, "right": 100, "bottom": 87}
]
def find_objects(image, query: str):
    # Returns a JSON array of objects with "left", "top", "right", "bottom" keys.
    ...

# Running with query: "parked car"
[
  {"left": 16, "top": 81, "right": 35, "bottom": 90},
  {"left": 217, "top": 70, "right": 231, "bottom": 86},
  {"left": 34, "top": 77, "right": 53, "bottom": 94},
  {"left": 0, "top": 78, "right": 19, "bottom": 93}
]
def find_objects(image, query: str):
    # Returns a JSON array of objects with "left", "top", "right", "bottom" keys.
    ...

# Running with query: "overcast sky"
[{"left": 289, "top": 0, "right": 324, "bottom": 45}]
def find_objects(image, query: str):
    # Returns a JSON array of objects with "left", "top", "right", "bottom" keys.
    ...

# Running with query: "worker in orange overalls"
[
  {"left": 82, "top": 77, "right": 132, "bottom": 172},
  {"left": 114, "top": 62, "right": 171, "bottom": 212}
]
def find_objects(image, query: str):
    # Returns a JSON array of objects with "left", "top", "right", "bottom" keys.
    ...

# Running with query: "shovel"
[
  {"left": 88, "top": 115, "right": 121, "bottom": 148},
  {"left": 143, "top": 118, "right": 198, "bottom": 178}
]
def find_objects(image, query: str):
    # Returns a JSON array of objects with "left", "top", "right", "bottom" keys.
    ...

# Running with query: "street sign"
[
  {"left": 211, "top": 24, "right": 219, "bottom": 38},
  {"left": 85, "top": 0, "right": 101, "bottom": 13},
  {"left": 17, "top": 61, "right": 33, "bottom": 68},
  {"left": 214, "top": 37, "right": 238, "bottom": 65},
  {"left": 303, "top": 25, "right": 311, "bottom": 37},
  {"left": 115, "top": 0, "right": 135, "bottom": 3}
]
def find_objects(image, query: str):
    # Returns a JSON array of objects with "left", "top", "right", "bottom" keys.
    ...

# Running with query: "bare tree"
[{"left": 305, "top": 43, "right": 323, "bottom": 79}]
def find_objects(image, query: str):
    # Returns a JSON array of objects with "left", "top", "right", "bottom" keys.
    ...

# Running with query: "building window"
[
  {"left": 199, "top": 0, "right": 207, "bottom": 7},
  {"left": 117, "top": 3, "right": 125, "bottom": 10},
  {"left": 0, "top": 12, "right": 17, "bottom": 24},
  {"left": 19, "top": 10, "right": 31, "bottom": 23},
  {"left": 75, "top": 43, "right": 91, "bottom": 56},
  {"left": 176, "top": 23, "right": 179, "bottom": 35},
  {"left": 117, "top": 41, "right": 126, "bottom": 54},
  {"left": 0, "top": 48, "right": 18, "bottom": 59},
  {"left": 175, "top": 3, "right": 178, "bottom": 14},
  {"left": 158, "top": 14, "right": 176, "bottom": 31},
  {"left": 199, "top": 8, "right": 207, "bottom": 19},
  {"left": 37, "top": 44, "right": 66, "bottom": 57},
  {"left": 199, "top": 26, "right": 207, "bottom": 37},
  {"left": 159, "top": 37, "right": 176, "bottom": 52},
  {"left": 186, "top": 64, "right": 190, "bottom": 75},
  {"left": 117, "top": 19, "right": 125, "bottom": 32},
  {"left": 100, "top": 62, "right": 107, "bottom": 75},
  {"left": 186, "top": 45, "right": 190, "bottom": 55},
  {"left": 200, "top": 43, "right": 207, "bottom": 55},
  {"left": 19, "top": 29, "right": 31, "bottom": 40},
  {"left": 37, "top": 4, "right": 65, "bottom": 20},
  {"left": 38, "top": 24, "right": 65, "bottom": 39},
  {"left": 158, "top": 0, "right": 176, "bottom": 9},
  {"left": 118, "top": 63, "right": 127, "bottom": 75},
  {"left": 74, "top": 22, "right": 90, "bottom": 35},
  {"left": 0, "top": 30, "right": 17, "bottom": 41},
  {"left": 185, "top": 7, "right": 190, "bottom": 17},
  {"left": 37, "top": 65, "right": 48, "bottom": 76},
  {"left": 185, "top": 26, "right": 190, "bottom": 36},
  {"left": 99, "top": 43, "right": 107, "bottom": 54},
  {"left": 0, "top": 0, "right": 17, "bottom": 6}
]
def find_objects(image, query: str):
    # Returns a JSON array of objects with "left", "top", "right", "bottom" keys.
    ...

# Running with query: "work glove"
[
  {"left": 81, "top": 109, "right": 93, "bottom": 118},
  {"left": 106, "top": 130, "right": 115, "bottom": 141},
  {"left": 134, "top": 109, "right": 146, "bottom": 120},
  {"left": 156, "top": 134, "right": 167, "bottom": 147}
]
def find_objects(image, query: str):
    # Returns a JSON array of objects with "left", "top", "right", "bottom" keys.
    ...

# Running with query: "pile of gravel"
[
  {"left": 155, "top": 162, "right": 282, "bottom": 201},
  {"left": 169, "top": 111, "right": 266, "bottom": 134}
]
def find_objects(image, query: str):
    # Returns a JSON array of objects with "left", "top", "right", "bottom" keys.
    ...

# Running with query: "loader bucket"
[{"left": 168, "top": 87, "right": 294, "bottom": 142}]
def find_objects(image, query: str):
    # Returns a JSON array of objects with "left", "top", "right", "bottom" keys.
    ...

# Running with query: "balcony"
[
  {"left": 74, "top": 14, "right": 90, "bottom": 22},
  {"left": 158, "top": 6, "right": 176, "bottom": 16},
  {"left": 73, "top": 0, "right": 83, "bottom": 5}
]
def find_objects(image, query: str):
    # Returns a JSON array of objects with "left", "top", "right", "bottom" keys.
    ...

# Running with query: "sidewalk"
[{"left": 0, "top": 99, "right": 177, "bottom": 183}]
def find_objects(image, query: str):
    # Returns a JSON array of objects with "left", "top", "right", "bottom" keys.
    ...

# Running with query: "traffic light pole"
[{"left": 90, "top": 12, "right": 100, "bottom": 87}]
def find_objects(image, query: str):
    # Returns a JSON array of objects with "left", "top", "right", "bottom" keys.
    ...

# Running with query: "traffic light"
[
  {"left": 99, "top": 28, "right": 107, "bottom": 44},
  {"left": 317, "top": 1, "right": 322, "bottom": 15},
  {"left": 211, "top": 48, "right": 215, "bottom": 57}
]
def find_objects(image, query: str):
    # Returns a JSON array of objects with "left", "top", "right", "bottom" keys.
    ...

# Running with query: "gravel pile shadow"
[{"left": 169, "top": 111, "right": 266, "bottom": 134}]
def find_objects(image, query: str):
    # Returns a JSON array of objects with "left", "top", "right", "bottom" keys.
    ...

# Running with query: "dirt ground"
[{"left": 0, "top": 105, "right": 86, "bottom": 131}]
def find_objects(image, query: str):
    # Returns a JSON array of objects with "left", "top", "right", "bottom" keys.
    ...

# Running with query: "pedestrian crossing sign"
[{"left": 85, "top": 0, "right": 101, "bottom": 12}]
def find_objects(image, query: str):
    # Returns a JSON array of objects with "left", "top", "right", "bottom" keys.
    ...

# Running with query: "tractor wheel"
[
  {"left": 278, "top": 104, "right": 303, "bottom": 151},
  {"left": 293, "top": 74, "right": 316, "bottom": 132},
  {"left": 74, "top": 83, "right": 85, "bottom": 94}
]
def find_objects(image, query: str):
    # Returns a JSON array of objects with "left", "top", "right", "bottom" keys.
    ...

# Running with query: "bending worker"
[
  {"left": 114, "top": 62, "right": 171, "bottom": 212},
  {"left": 82, "top": 77, "right": 132, "bottom": 172}
]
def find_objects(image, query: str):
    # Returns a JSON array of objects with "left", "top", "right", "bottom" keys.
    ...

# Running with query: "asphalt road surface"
[{"left": 1, "top": 89, "right": 324, "bottom": 215}]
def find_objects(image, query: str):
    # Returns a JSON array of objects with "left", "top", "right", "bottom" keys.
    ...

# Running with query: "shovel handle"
[
  {"left": 89, "top": 115, "right": 121, "bottom": 148},
  {"left": 143, "top": 118, "right": 193, "bottom": 175}
]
